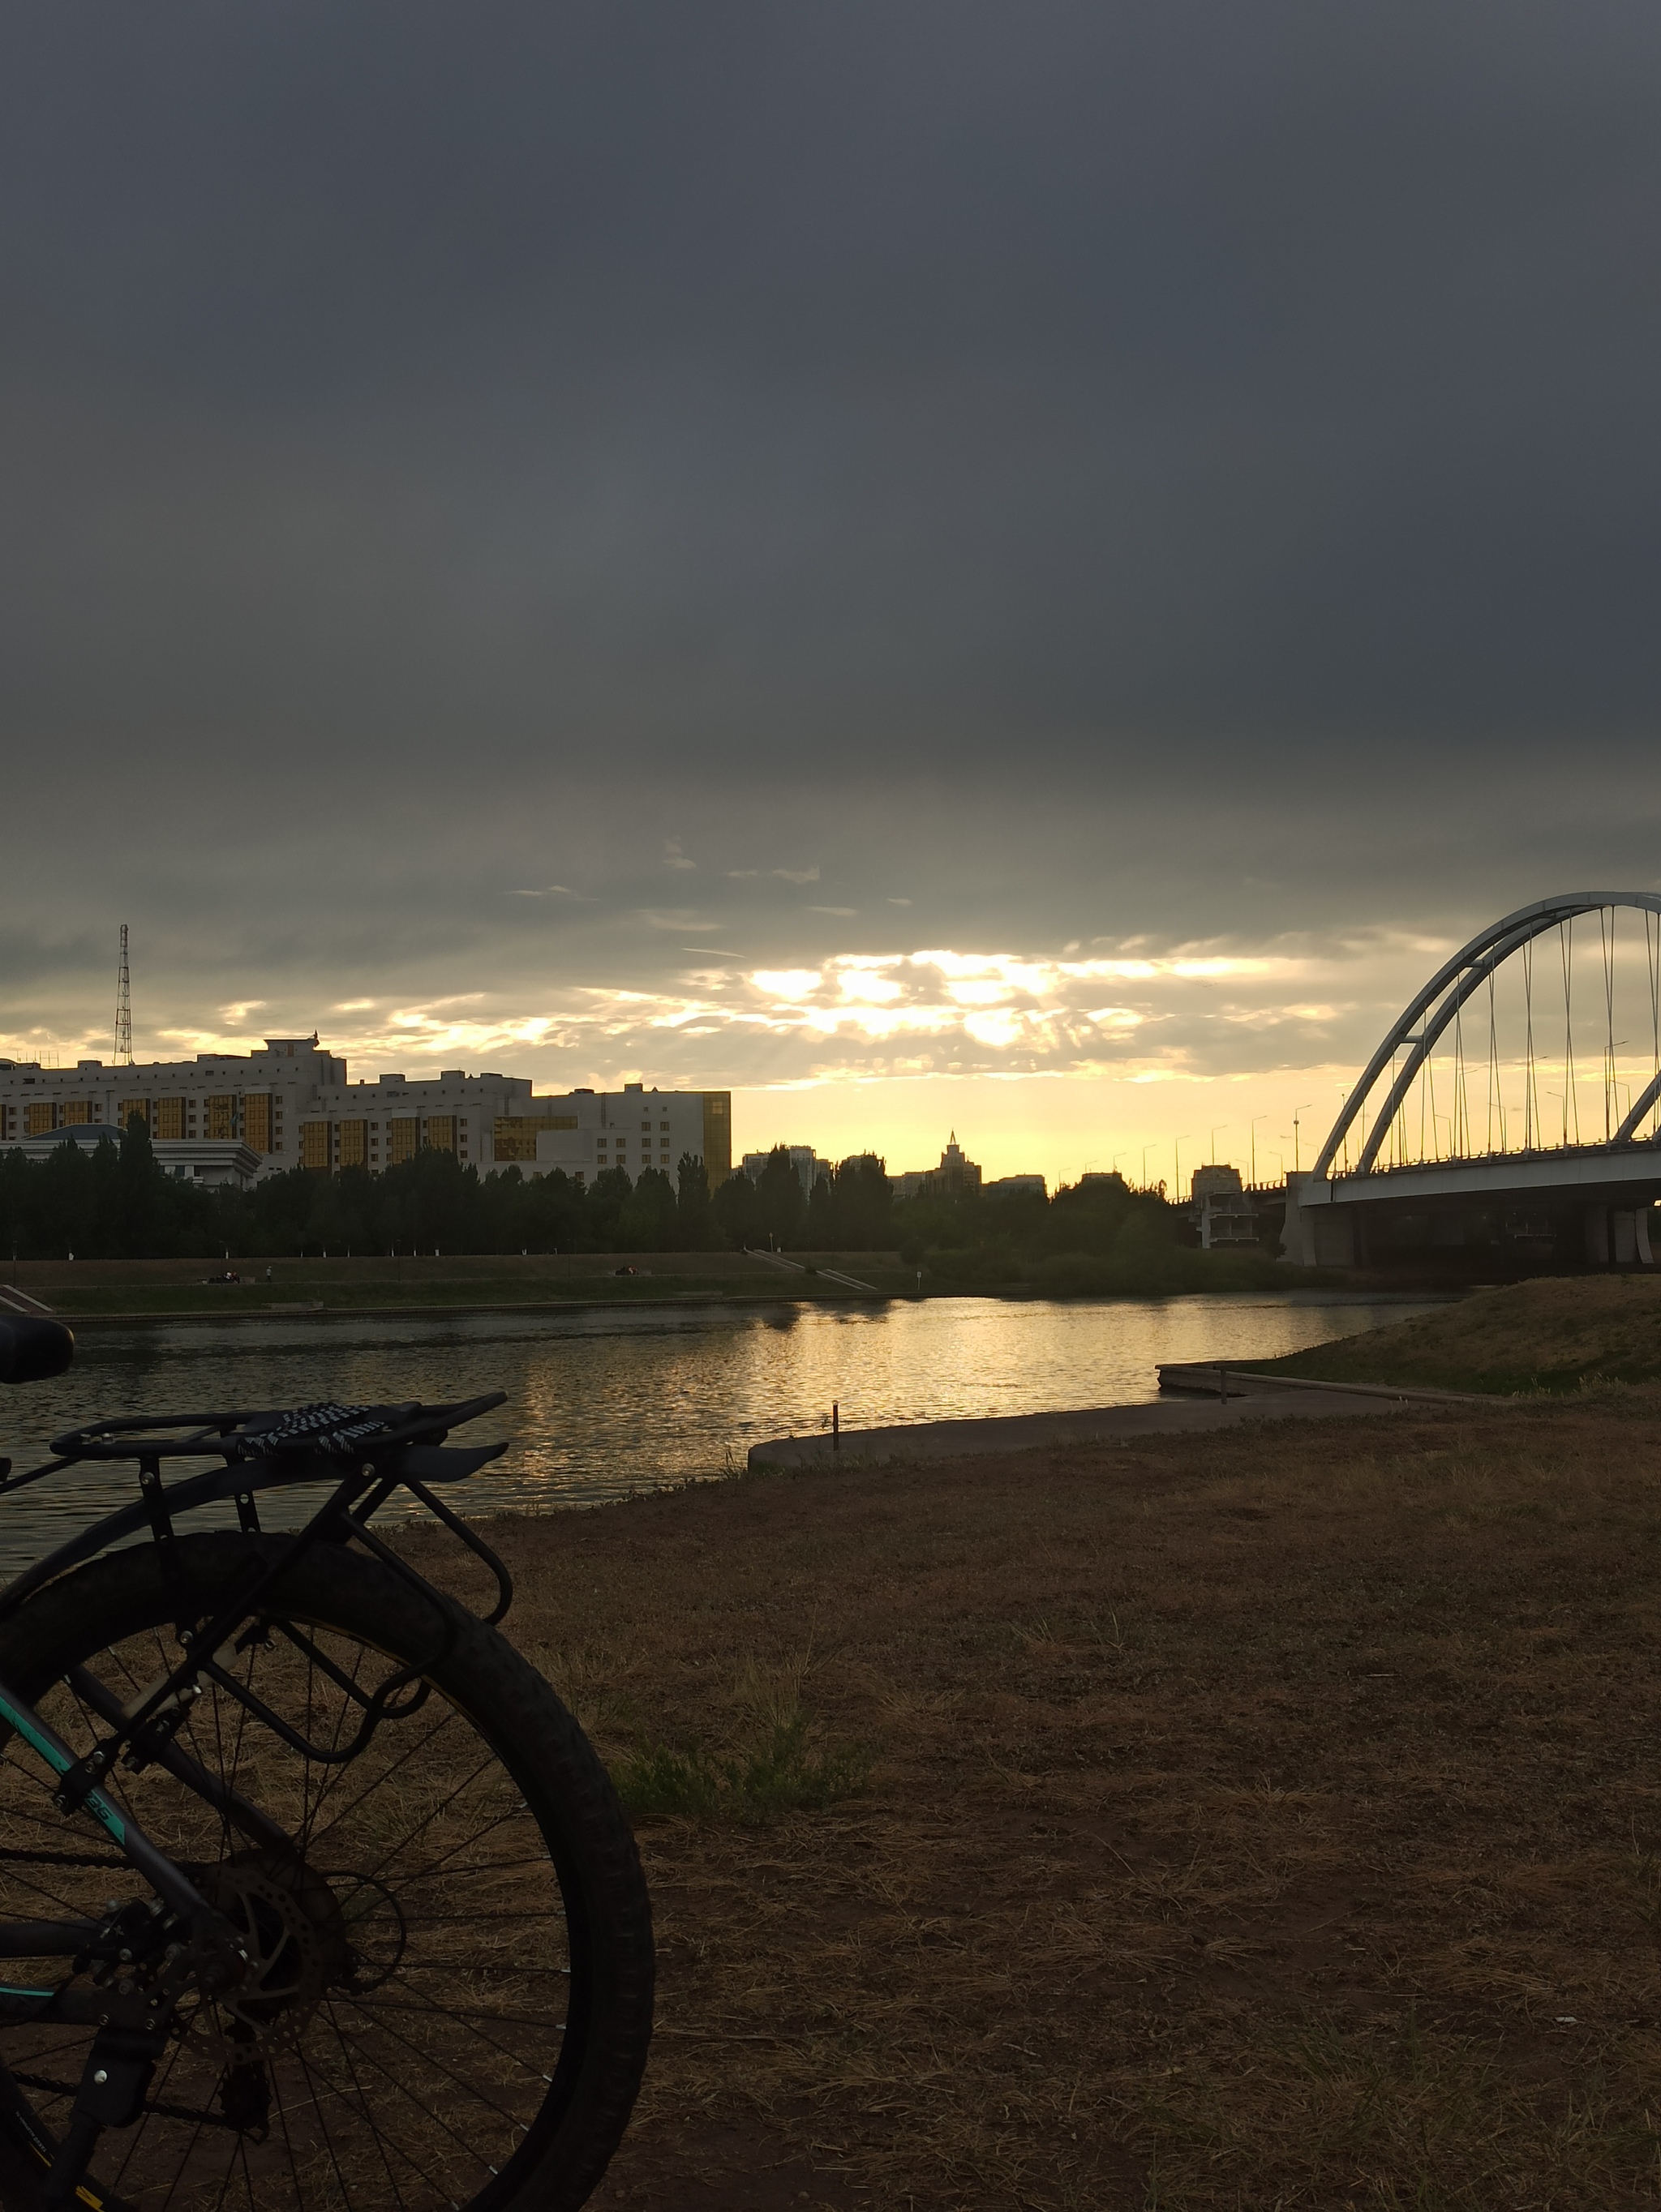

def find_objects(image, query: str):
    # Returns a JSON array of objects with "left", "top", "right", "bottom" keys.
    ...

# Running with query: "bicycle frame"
[{"left": 0, "top": 1391, "right": 514, "bottom": 2203}]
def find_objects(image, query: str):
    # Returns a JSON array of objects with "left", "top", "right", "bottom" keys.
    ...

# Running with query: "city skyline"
[{"left": 2, "top": 919, "right": 1640, "bottom": 1201}]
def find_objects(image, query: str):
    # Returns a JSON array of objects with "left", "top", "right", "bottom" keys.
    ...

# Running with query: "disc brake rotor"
[{"left": 184, "top": 1850, "right": 346, "bottom": 2062}]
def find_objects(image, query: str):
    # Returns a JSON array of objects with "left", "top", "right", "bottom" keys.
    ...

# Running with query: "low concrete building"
[
  {"left": 5, "top": 1123, "right": 261, "bottom": 1189},
  {"left": 985, "top": 1173, "right": 1047, "bottom": 1198},
  {"left": 1182, "top": 1164, "right": 1261, "bottom": 1249}
]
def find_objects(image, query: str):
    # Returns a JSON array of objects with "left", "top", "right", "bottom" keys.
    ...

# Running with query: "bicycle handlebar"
[{"left": 0, "top": 1318, "right": 74, "bottom": 1387}]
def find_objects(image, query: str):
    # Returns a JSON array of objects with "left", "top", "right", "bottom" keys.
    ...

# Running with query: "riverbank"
[
  {"left": 0, "top": 1246, "right": 1358, "bottom": 1323},
  {"left": 426, "top": 1385, "right": 1661, "bottom": 2209},
  {"left": 1251, "top": 1271, "right": 1661, "bottom": 1395},
  {"left": 0, "top": 1249, "right": 913, "bottom": 1322}
]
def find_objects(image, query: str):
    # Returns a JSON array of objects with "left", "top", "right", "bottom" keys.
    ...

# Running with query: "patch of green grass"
[{"left": 612, "top": 1708, "right": 869, "bottom": 1825}]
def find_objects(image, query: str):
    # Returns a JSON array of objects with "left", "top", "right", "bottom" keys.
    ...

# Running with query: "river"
[{"left": 0, "top": 1290, "right": 1444, "bottom": 1574}]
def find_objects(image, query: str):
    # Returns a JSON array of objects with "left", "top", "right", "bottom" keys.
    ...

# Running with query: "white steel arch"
[{"left": 1311, "top": 892, "right": 1661, "bottom": 1183}]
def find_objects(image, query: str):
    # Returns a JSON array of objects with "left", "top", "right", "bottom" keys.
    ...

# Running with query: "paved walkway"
[{"left": 745, "top": 1373, "right": 1478, "bottom": 1472}]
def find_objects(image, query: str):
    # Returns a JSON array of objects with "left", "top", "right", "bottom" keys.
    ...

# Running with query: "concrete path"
[
  {"left": 741, "top": 1247, "right": 881, "bottom": 1294},
  {"left": 745, "top": 1375, "right": 1469, "bottom": 1472},
  {"left": 1156, "top": 1361, "right": 1489, "bottom": 1406}
]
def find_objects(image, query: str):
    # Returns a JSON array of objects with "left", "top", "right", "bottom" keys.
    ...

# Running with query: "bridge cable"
[
  {"left": 1487, "top": 969, "right": 1501, "bottom": 1154},
  {"left": 1388, "top": 1045, "right": 1400, "bottom": 1166},
  {"left": 1649, "top": 910, "right": 1660, "bottom": 1138},
  {"left": 1559, "top": 918, "right": 1579, "bottom": 1147},
  {"left": 1523, "top": 938, "right": 1538, "bottom": 1151},
  {"left": 1453, "top": 992, "right": 1467, "bottom": 1157},
  {"left": 1600, "top": 905, "right": 1616, "bottom": 1142}
]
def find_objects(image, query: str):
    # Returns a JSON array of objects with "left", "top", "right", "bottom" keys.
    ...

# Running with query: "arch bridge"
[{"left": 1283, "top": 893, "right": 1661, "bottom": 1270}]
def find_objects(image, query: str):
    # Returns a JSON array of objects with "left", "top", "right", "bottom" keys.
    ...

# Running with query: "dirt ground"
[{"left": 439, "top": 1387, "right": 1661, "bottom": 2209}]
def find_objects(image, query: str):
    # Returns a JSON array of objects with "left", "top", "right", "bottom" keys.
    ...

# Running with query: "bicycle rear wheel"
[{"left": 0, "top": 1531, "right": 653, "bottom": 2212}]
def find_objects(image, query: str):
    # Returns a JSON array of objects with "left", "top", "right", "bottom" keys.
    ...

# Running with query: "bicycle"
[{"left": 0, "top": 1315, "right": 655, "bottom": 2210}]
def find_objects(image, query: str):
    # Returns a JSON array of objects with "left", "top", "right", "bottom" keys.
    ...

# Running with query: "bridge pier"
[
  {"left": 1588, "top": 1208, "right": 1655, "bottom": 1267},
  {"left": 1281, "top": 1166, "right": 1661, "bottom": 1274},
  {"left": 1280, "top": 1174, "right": 1354, "bottom": 1267}
]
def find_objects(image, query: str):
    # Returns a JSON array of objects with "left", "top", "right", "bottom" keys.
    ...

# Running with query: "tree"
[
  {"left": 754, "top": 1147, "right": 805, "bottom": 1248},
  {"left": 829, "top": 1154, "right": 892, "bottom": 1249},
  {"left": 712, "top": 1168, "right": 762, "bottom": 1250},
  {"left": 39, "top": 1138, "right": 95, "bottom": 1258},
  {"left": 619, "top": 1168, "right": 677, "bottom": 1250},
  {"left": 585, "top": 1167, "right": 633, "bottom": 1252},
  {"left": 805, "top": 1172, "right": 836, "bottom": 1245},
  {"left": 675, "top": 1155, "right": 715, "bottom": 1249},
  {"left": 114, "top": 1111, "right": 165, "bottom": 1258}
]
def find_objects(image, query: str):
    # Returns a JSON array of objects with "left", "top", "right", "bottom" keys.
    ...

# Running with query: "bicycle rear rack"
[{"left": 0, "top": 1395, "right": 517, "bottom": 1777}]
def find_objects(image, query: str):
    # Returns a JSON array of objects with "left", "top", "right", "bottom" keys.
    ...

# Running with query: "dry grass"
[
  {"left": 411, "top": 1386, "right": 1661, "bottom": 2209},
  {"left": 1268, "top": 1271, "right": 1661, "bottom": 1393}
]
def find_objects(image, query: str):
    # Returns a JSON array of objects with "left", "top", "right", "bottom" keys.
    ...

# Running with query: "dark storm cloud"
[{"left": 2, "top": 0, "right": 1659, "bottom": 1049}]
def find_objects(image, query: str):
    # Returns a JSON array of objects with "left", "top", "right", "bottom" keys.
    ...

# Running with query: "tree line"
[
  {"left": 0, "top": 1121, "right": 1257, "bottom": 1288},
  {"left": 0, "top": 1122, "right": 903, "bottom": 1259}
]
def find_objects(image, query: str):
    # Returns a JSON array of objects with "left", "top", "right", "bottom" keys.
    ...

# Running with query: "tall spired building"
[{"left": 889, "top": 1133, "right": 985, "bottom": 1202}]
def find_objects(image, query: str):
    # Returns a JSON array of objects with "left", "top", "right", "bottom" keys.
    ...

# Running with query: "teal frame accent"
[{"left": 0, "top": 1687, "right": 127, "bottom": 1847}]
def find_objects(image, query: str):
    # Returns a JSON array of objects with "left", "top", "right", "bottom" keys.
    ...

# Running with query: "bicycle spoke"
[
  {"left": 301, "top": 1706, "right": 460, "bottom": 1859},
  {"left": 265, "top": 2051, "right": 312, "bottom": 2212},
  {"left": 337, "top": 1984, "right": 560, "bottom": 2100},
  {"left": 320, "top": 1998, "right": 413, "bottom": 2212}
]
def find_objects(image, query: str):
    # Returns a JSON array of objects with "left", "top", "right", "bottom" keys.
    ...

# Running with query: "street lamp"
[
  {"left": 1209, "top": 1124, "right": 1227, "bottom": 1165},
  {"left": 1174, "top": 1133, "right": 1191, "bottom": 1200},
  {"left": 1140, "top": 1142, "right": 1156, "bottom": 1190},
  {"left": 1291, "top": 1103, "right": 1312, "bottom": 1175},
  {"left": 1248, "top": 1114, "right": 1265, "bottom": 1186}
]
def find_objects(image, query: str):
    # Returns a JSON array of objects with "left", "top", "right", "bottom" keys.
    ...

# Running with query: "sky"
[{"left": 2, "top": 2, "right": 1659, "bottom": 1190}]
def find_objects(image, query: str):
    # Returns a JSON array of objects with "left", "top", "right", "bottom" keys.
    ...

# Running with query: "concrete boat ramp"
[{"left": 747, "top": 1363, "right": 1488, "bottom": 1472}]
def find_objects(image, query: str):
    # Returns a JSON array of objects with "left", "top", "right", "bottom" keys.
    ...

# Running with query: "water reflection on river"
[{"left": 0, "top": 1292, "right": 1444, "bottom": 1574}]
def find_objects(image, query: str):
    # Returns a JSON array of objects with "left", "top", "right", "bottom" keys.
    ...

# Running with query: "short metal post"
[{"left": 832, "top": 1402, "right": 840, "bottom": 1452}]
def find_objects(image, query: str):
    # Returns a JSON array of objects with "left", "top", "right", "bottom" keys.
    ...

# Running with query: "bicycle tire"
[{"left": 0, "top": 1531, "right": 653, "bottom": 2212}]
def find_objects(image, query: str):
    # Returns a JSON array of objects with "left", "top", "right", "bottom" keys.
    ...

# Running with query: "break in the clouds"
[
  {"left": 2, "top": 0, "right": 1659, "bottom": 1133},
  {"left": 92, "top": 931, "right": 1442, "bottom": 1099}
]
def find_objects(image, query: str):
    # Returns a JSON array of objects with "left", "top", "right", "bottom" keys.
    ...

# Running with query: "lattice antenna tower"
[{"left": 114, "top": 923, "right": 132, "bottom": 1065}]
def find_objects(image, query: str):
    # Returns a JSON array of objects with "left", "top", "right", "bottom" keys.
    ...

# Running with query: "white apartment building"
[
  {"left": 0, "top": 1038, "right": 732, "bottom": 1188},
  {"left": 526, "top": 1084, "right": 728, "bottom": 1186}
]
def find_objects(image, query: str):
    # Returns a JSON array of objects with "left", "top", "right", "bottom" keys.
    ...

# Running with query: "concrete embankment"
[{"left": 746, "top": 1367, "right": 1486, "bottom": 1471}]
